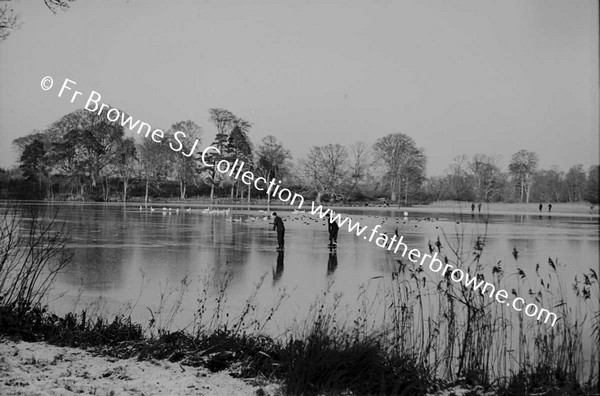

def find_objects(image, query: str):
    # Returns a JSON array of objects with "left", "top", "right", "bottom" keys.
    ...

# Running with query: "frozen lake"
[{"left": 6, "top": 202, "right": 599, "bottom": 335}]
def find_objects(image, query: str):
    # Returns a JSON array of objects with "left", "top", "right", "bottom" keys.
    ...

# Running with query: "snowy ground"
[
  {"left": 0, "top": 338, "right": 503, "bottom": 395},
  {"left": 0, "top": 338, "right": 279, "bottom": 396}
]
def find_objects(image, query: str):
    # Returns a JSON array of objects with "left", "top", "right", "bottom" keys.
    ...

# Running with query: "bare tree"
[
  {"left": 113, "top": 137, "right": 137, "bottom": 202},
  {"left": 531, "top": 167, "right": 565, "bottom": 203},
  {"left": 446, "top": 154, "right": 474, "bottom": 201},
  {"left": 1, "top": 0, "right": 75, "bottom": 41},
  {"left": 204, "top": 109, "right": 236, "bottom": 200},
  {"left": 0, "top": 1, "right": 19, "bottom": 40},
  {"left": 564, "top": 164, "right": 587, "bottom": 202},
  {"left": 18, "top": 139, "right": 49, "bottom": 198},
  {"left": 508, "top": 150, "right": 539, "bottom": 203},
  {"left": 585, "top": 165, "right": 599, "bottom": 204},
  {"left": 300, "top": 144, "right": 348, "bottom": 203},
  {"left": 468, "top": 154, "right": 503, "bottom": 202},
  {"left": 400, "top": 148, "right": 427, "bottom": 205},
  {"left": 138, "top": 138, "right": 171, "bottom": 203},
  {"left": 166, "top": 120, "right": 203, "bottom": 199},
  {"left": 373, "top": 133, "right": 426, "bottom": 202},
  {"left": 44, "top": 109, "right": 124, "bottom": 200},
  {"left": 255, "top": 135, "right": 291, "bottom": 204},
  {"left": 208, "top": 109, "right": 236, "bottom": 152},
  {"left": 348, "top": 141, "right": 372, "bottom": 193}
]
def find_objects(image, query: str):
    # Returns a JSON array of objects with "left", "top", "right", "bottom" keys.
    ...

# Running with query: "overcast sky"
[{"left": 0, "top": 0, "right": 598, "bottom": 176}]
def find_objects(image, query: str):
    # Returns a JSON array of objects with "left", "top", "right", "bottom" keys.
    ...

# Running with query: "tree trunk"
[
  {"left": 247, "top": 184, "right": 251, "bottom": 203},
  {"left": 180, "top": 180, "right": 186, "bottom": 199},
  {"left": 123, "top": 178, "right": 128, "bottom": 202},
  {"left": 103, "top": 178, "right": 110, "bottom": 202},
  {"left": 520, "top": 179, "right": 525, "bottom": 203},
  {"left": 316, "top": 191, "right": 323, "bottom": 204},
  {"left": 46, "top": 176, "right": 53, "bottom": 200},
  {"left": 210, "top": 184, "right": 215, "bottom": 200},
  {"left": 145, "top": 178, "right": 149, "bottom": 203},
  {"left": 390, "top": 176, "right": 398, "bottom": 202}
]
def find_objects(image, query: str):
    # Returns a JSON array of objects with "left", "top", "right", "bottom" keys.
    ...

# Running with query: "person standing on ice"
[
  {"left": 272, "top": 212, "right": 285, "bottom": 250},
  {"left": 326, "top": 213, "right": 339, "bottom": 247}
]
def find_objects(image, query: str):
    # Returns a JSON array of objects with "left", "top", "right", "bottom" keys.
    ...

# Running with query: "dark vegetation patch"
[{"left": 0, "top": 305, "right": 432, "bottom": 395}]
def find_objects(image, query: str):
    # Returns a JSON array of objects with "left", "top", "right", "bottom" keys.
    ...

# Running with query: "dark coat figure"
[
  {"left": 326, "top": 213, "right": 339, "bottom": 245},
  {"left": 477, "top": 203, "right": 482, "bottom": 213},
  {"left": 471, "top": 203, "right": 475, "bottom": 212},
  {"left": 539, "top": 203, "right": 543, "bottom": 212},
  {"left": 548, "top": 204, "right": 552, "bottom": 212},
  {"left": 272, "top": 212, "right": 285, "bottom": 250}
]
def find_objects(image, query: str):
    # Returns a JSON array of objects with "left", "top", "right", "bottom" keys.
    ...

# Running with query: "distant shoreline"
[
  {"left": 2, "top": 199, "right": 598, "bottom": 219},
  {"left": 403, "top": 201, "right": 599, "bottom": 218}
]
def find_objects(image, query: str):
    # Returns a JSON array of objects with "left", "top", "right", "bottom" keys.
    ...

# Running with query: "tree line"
[{"left": 2, "top": 108, "right": 598, "bottom": 205}]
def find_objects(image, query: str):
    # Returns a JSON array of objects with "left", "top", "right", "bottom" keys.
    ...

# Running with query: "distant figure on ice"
[
  {"left": 471, "top": 203, "right": 475, "bottom": 212},
  {"left": 548, "top": 203, "right": 552, "bottom": 212},
  {"left": 477, "top": 203, "right": 482, "bottom": 213},
  {"left": 539, "top": 203, "right": 543, "bottom": 212},
  {"left": 326, "top": 213, "right": 339, "bottom": 247},
  {"left": 272, "top": 212, "right": 285, "bottom": 250}
]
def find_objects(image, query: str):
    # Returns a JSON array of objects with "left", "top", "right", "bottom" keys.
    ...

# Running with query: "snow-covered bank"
[{"left": 0, "top": 338, "right": 279, "bottom": 396}]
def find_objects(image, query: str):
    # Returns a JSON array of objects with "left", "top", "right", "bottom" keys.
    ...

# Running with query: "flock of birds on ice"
[
  {"left": 137, "top": 205, "right": 445, "bottom": 232},
  {"left": 138, "top": 205, "right": 316, "bottom": 223}
]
